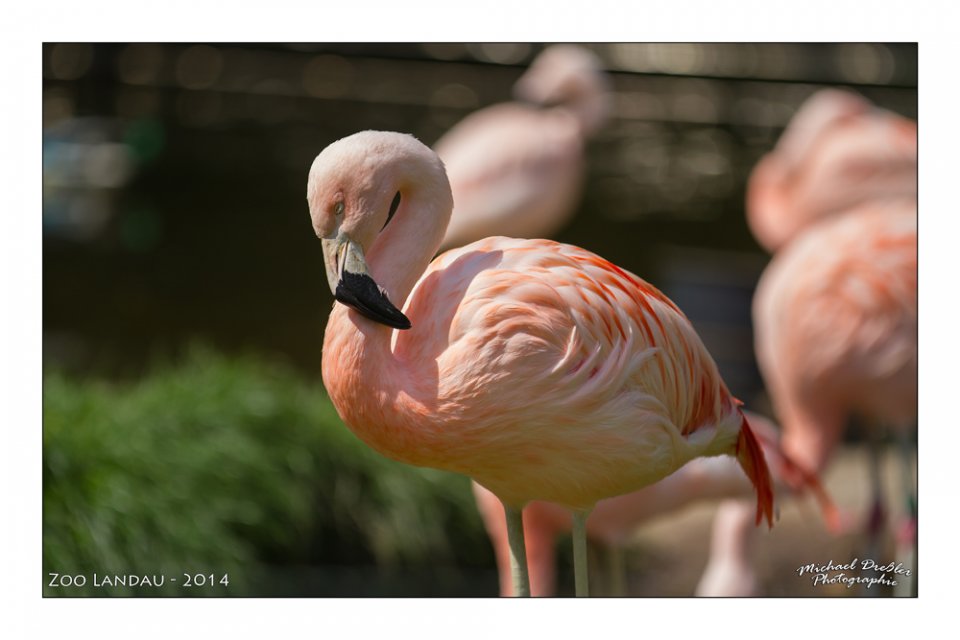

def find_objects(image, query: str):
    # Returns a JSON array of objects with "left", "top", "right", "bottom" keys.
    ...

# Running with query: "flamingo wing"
[{"left": 395, "top": 237, "right": 747, "bottom": 509}]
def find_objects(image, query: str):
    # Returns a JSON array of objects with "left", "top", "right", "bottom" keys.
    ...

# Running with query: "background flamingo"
[
  {"left": 700, "top": 205, "right": 917, "bottom": 596},
  {"left": 753, "top": 203, "right": 916, "bottom": 584},
  {"left": 740, "top": 88, "right": 918, "bottom": 596},
  {"left": 694, "top": 89, "right": 918, "bottom": 597},
  {"left": 746, "top": 88, "right": 917, "bottom": 253},
  {"left": 311, "top": 130, "right": 773, "bottom": 596},
  {"left": 435, "top": 45, "right": 610, "bottom": 252}
]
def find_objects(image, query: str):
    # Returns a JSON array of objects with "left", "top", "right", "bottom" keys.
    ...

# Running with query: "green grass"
[{"left": 43, "top": 347, "right": 491, "bottom": 596}]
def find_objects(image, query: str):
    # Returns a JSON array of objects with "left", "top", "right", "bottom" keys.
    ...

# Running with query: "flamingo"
[
  {"left": 741, "top": 88, "right": 917, "bottom": 595},
  {"left": 746, "top": 89, "right": 917, "bottom": 253},
  {"left": 752, "top": 202, "right": 917, "bottom": 593},
  {"left": 435, "top": 44, "right": 610, "bottom": 252},
  {"left": 310, "top": 130, "right": 773, "bottom": 597}
]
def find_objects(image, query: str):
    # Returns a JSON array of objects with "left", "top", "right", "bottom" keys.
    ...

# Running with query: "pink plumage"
[
  {"left": 324, "top": 234, "right": 773, "bottom": 516},
  {"left": 753, "top": 203, "right": 917, "bottom": 475},
  {"left": 747, "top": 89, "right": 917, "bottom": 252}
]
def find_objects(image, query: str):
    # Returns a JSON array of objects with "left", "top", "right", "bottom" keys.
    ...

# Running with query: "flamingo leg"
[
  {"left": 894, "top": 429, "right": 917, "bottom": 597},
  {"left": 504, "top": 504, "right": 530, "bottom": 597},
  {"left": 605, "top": 544, "right": 627, "bottom": 597},
  {"left": 695, "top": 499, "right": 760, "bottom": 597},
  {"left": 862, "top": 434, "right": 886, "bottom": 597},
  {"left": 572, "top": 510, "right": 592, "bottom": 597}
]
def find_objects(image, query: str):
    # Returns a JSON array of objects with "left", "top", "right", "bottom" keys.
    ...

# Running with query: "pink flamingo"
[
  {"left": 742, "top": 89, "right": 917, "bottom": 594},
  {"left": 746, "top": 89, "right": 917, "bottom": 253},
  {"left": 310, "top": 130, "right": 773, "bottom": 596},
  {"left": 435, "top": 45, "right": 610, "bottom": 252},
  {"left": 752, "top": 202, "right": 917, "bottom": 592}
]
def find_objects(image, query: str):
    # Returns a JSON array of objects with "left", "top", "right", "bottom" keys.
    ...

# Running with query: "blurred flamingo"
[
  {"left": 746, "top": 89, "right": 917, "bottom": 253},
  {"left": 742, "top": 89, "right": 917, "bottom": 594},
  {"left": 435, "top": 44, "right": 610, "bottom": 252},
  {"left": 310, "top": 130, "right": 773, "bottom": 596},
  {"left": 752, "top": 203, "right": 917, "bottom": 592},
  {"left": 694, "top": 499, "right": 763, "bottom": 597}
]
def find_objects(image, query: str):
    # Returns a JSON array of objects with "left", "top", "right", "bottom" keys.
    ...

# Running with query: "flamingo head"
[
  {"left": 513, "top": 44, "right": 611, "bottom": 136},
  {"left": 306, "top": 131, "right": 447, "bottom": 330}
]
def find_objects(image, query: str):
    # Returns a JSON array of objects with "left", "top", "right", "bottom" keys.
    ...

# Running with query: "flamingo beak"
[{"left": 321, "top": 232, "right": 412, "bottom": 330}]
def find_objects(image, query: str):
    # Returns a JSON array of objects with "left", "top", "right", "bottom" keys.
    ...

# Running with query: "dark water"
[{"left": 42, "top": 43, "right": 917, "bottom": 405}]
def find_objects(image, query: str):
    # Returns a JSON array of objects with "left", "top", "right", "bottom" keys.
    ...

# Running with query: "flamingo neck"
[
  {"left": 571, "top": 86, "right": 610, "bottom": 137},
  {"left": 321, "top": 148, "right": 453, "bottom": 464},
  {"left": 365, "top": 169, "right": 452, "bottom": 317}
]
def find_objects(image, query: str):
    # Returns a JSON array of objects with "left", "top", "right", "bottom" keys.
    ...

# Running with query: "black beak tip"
[{"left": 335, "top": 271, "right": 412, "bottom": 330}]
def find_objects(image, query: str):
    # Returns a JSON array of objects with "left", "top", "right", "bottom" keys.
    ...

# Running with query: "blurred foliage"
[{"left": 43, "top": 347, "right": 491, "bottom": 596}]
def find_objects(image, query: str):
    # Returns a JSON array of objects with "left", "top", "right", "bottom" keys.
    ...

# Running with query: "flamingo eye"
[
  {"left": 333, "top": 201, "right": 345, "bottom": 216},
  {"left": 382, "top": 191, "right": 401, "bottom": 231}
]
